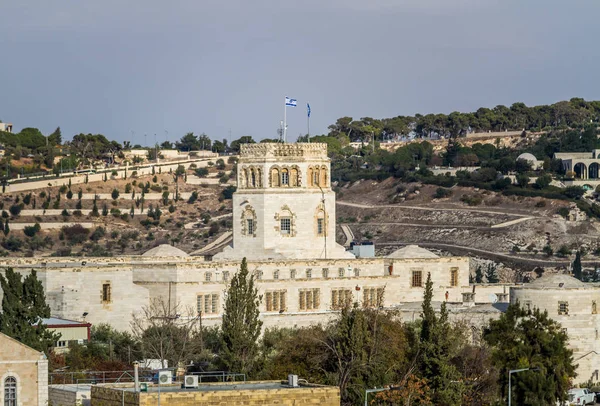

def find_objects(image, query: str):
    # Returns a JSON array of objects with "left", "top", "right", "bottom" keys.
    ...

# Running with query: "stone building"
[
  {"left": 555, "top": 150, "right": 600, "bottom": 181},
  {"left": 511, "top": 274, "right": 600, "bottom": 384},
  {"left": 0, "top": 333, "right": 48, "bottom": 406},
  {"left": 0, "top": 143, "right": 474, "bottom": 333},
  {"left": 90, "top": 381, "right": 340, "bottom": 406}
]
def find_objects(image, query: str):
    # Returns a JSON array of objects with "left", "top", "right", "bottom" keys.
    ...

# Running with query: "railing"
[
  {"left": 190, "top": 371, "right": 246, "bottom": 383},
  {"left": 50, "top": 370, "right": 135, "bottom": 385}
]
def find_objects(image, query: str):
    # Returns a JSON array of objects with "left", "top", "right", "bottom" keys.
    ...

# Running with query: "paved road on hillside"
[{"left": 337, "top": 200, "right": 537, "bottom": 218}]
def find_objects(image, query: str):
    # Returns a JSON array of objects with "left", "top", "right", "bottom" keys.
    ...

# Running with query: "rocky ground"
[{"left": 335, "top": 178, "right": 600, "bottom": 279}]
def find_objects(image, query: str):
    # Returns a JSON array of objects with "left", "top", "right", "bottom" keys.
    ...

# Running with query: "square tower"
[{"left": 215, "top": 143, "right": 354, "bottom": 260}]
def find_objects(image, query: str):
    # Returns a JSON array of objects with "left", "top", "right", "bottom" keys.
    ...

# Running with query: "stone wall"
[{"left": 90, "top": 382, "right": 340, "bottom": 406}]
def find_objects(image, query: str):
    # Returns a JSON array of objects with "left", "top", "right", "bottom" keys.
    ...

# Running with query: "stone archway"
[
  {"left": 574, "top": 162, "right": 588, "bottom": 179},
  {"left": 589, "top": 163, "right": 600, "bottom": 179}
]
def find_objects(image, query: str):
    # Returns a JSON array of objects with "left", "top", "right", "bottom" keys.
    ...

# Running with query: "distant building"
[
  {"left": 0, "top": 123, "right": 13, "bottom": 133},
  {"left": 511, "top": 273, "right": 600, "bottom": 384},
  {"left": 91, "top": 380, "right": 340, "bottom": 406},
  {"left": 40, "top": 317, "right": 91, "bottom": 353},
  {"left": 555, "top": 150, "right": 600, "bottom": 180},
  {"left": 0, "top": 333, "right": 48, "bottom": 406}
]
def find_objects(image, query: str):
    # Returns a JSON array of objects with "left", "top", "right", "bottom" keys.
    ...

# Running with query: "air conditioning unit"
[
  {"left": 184, "top": 375, "right": 198, "bottom": 388},
  {"left": 158, "top": 370, "right": 172, "bottom": 385},
  {"left": 288, "top": 374, "right": 298, "bottom": 388}
]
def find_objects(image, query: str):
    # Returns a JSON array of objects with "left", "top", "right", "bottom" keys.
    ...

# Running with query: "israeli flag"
[
  {"left": 285, "top": 97, "right": 297, "bottom": 107},
  {"left": 307, "top": 103, "right": 311, "bottom": 117}
]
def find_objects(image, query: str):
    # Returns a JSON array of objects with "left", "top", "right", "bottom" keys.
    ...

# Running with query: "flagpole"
[
  {"left": 307, "top": 112, "right": 310, "bottom": 141},
  {"left": 283, "top": 97, "right": 287, "bottom": 143}
]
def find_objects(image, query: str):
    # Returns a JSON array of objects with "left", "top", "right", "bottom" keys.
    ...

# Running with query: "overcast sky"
[{"left": 1, "top": 0, "right": 599, "bottom": 145}]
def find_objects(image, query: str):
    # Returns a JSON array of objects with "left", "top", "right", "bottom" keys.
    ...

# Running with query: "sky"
[{"left": 1, "top": 0, "right": 599, "bottom": 146}]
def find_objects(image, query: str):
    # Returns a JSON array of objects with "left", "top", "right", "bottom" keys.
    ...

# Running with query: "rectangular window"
[
  {"left": 197, "top": 295, "right": 203, "bottom": 314},
  {"left": 354, "top": 268, "right": 360, "bottom": 277},
  {"left": 299, "top": 289, "right": 320, "bottom": 311},
  {"left": 211, "top": 294, "right": 218, "bottom": 313},
  {"left": 205, "top": 272, "right": 212, "bottom": 282},
  {"left": 273, "top": 270, "right": 279, "bottom": 280},
  {"left": 223, "top": 271, "right": 230, "bottom": 282},
  {"left": 338, "top": 268, "right": 345, "bottom": 278},
  {"left": 280, "top": 218, "right": 291, "bottom": 235},
  {"left": 282, "top": 171, "right": 289, "bottom": 185},
  {"left": 56, "top": 340, "right": 67, "bottom": 348},
  {"left": 247, "top": 219, "right": 254, "bottom": 235},
  {"left": 331, "top": 288, "right": 353, "bottom": 310},
  {"left": 290, "top": 269, "right": 296, "bottom": 279},
  {"left": 306, "top": 269, "right": 312, "bottom": 279},
  {"left": 204, "top": 295, "right": 211, "bottom": 314},
  {"left": 558, "top": 301, "right": 569, "bottom": 315},
  {"left": 363, "top": 287, "right": 385, "bottom": 308},
  {"left": 317, "top": 218, "right": 324, "bottom": 235},
  {"left": 450, "top": 268, "right": 459, "bottom": 287},
  {"left": 102, "top": 283, "right": 111, "bottom": 303},
  {"left": 256, "top": 270, "right": 263, "bottom": 280},
  {"left": 322, "top": 268, "right": 329, "bottom": 278},
  {"left": 266, "top": 290, "right": 287, "bottom": 312},
  {"left": 411, "top": 270, "right": 423, "bottom": 288}
]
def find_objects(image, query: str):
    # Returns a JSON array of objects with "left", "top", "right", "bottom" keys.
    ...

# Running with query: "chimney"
[{"left": 133, "top": 361, "right": 140, "bottom": 392}]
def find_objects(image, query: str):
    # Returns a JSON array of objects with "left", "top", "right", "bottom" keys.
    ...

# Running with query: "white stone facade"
[
  {"left": 216, "top": 143, "right": 352, "bottom": 260},
  {"left": 511, "top": 274, "right": 600, "bottom": 384}
]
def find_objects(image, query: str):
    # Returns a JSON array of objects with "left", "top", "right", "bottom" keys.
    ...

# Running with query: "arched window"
[
  {"left": 290, "top": 167, "right": 299, "bottom": 187},
  {"left": 281, "top": 169, "right": 289, "bottom": 186},
  {"left": 241, "top": 205, "right": 257, "bottom": 237},
  {"left": 270, "top": 167, "right": 280, "bottom": 187},
  {"left": 251, "top": 169, "right": 256, "bottom": 188},
  {"left": 307, "top": 167, "right": 314, "bottom": 187},
  {"left": 313, "top": 167, "right": 320, "bottom": 187},
  {"left": 256, "top": 168, "right": 263, "bottom": 187},
  {"left": 4, "top": 376, "right": 17, "bottom": 406},
  {"left": 320, "top": 165, "right": 328, "bottom": 187},
  {"left": 240, "top": 168, "right": 248, "bottom": 188}
]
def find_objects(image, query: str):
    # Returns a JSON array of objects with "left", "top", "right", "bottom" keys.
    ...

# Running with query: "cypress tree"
[
  {"left": 0, "top": 269, "right": 59, "bottom": 352},
  {"left": 475, "top": 265, "right": 484, "bottom": 283},
  {"left": 573, "top": 251, "right": 583, "bottom": 281},
  {"left": 220, "top": 258, "right": 262, "bottom": 376},
  {"left": 4, "top": 218, "right": 9, "bottom": 235},
  {"left": 419, "top": 273, "right": 462, "bottom": 404},
  {"left": 486, "top": 264, "right": 500, "bottom": 283}
]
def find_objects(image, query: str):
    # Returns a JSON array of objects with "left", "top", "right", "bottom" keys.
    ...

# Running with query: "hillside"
[{"left": 0, "top": 163, "right": 235, "bottom": 257}]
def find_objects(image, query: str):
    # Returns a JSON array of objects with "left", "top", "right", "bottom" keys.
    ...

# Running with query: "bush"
[
  {"left": 563, "top": 186, "right": 585, "bottom": 199},
  {"left": 111, "top": 188, "right": 120, "bottom": 200},
  {"left": 66, "top": 190, "right": 73, "bottom": 199},
  {"left": 150, "top": 185, "right": 162, "bottom": 192},
  {"left": 195, "top": 168, "right": 209, "bottom": 178},
  {"left": 59, "top": 185, "right": 68, "bottom": 194},
  {"left": 187, "top": 191, "right": 199, "bottom": 204},
  {"left": 90, "top": 227, "right": 106, "bottom": 241},
  {"left": 219, "top": 174, "right": 229, "bottom": 184},
  {"left": 556, "top": 245, "right": 572, "bottom": 257},
  {"left": 23, "top": 223, "right": 41, "bottom": 238},
  {"left": 125, "top": 183, "right": 132, "bottom": 193},
  {"left": 9, "top": 204, "right": 22, "bottom": 217},
  {"left": 221, "top": 186, "right": 236, "bottom": 200},
  {"left": 208, "top": 222, "right": 220, "bottom": 236},
  {"left": 61, "top": 208, "right": 70, "bottom": 217},
  {"left": 61, "top": 224, "right": 90, "bottom": 244},
  {"left": 460, "top": 194, "right": 482, "bottom": 206},
  {"left": 434, "top": 188, "right": 452, "bottom": 199},
  {"left": 216, "top": 159, "right": 226, "bottom": 170},
  {"left": 168, "top": 204, "right": 176, "bottom": 213},
  {"left": 557, "top": 207, "right": 570, "bottom": 219},
  {"left": 1, "top": 236, "right": 23, "bottom": 251}
]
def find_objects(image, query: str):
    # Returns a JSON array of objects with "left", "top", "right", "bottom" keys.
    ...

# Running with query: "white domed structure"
[
  {"left": 511, "top": 273, "right": 600, "bottom": 383},
  {"left": 142, "top": 244, "right": 189, "bottom": 257},
  {"left": 516, "top": 153, "right": 539, "bottom": 169},
  {"left": 387, "top": 245, "right": 439, "bottom": 259}
]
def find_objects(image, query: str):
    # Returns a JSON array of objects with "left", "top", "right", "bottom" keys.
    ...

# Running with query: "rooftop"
[
  {"left": 240, "top": 142, "right": 328, "bottom": 159},
  {"left": 142, "top": 244, "right": 189, "bottom": 257},
  {"left": 386, "top": 245, "right": 439, "bottom": 259},
  {"left": 525, "top": 273, "right": 587, "bottom": 289},
  {"left": 41, "top": 317, "right": 90, "bottom": 327},
  {"left": 121, "top": 381, "right": 328, "bottom": 393}
]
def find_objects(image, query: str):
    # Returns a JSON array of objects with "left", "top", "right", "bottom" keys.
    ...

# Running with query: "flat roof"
[{"left": 123, "top": 382, "right": 324, "bottom": 393}]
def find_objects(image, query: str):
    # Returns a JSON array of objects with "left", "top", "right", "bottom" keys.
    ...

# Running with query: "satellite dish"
[{"left": 489, "top": 293, "right": 498, "bottom": 304}]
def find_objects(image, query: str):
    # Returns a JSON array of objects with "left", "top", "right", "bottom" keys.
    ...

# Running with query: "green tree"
[
  {"left": 486, "top": 265, "right": 500, "bottom": 283},
  {"left": 483, "top": 303, "right": 575, "bottom": 405},
  {"left": 0, "top": 269, "right": 59, "bottom": 352},
  {"left": 111, "top": 188, "right": 120, "bottom": 200},
  {"left": 572, "top": 251, "right": 583, "bottom": 280},
  {"left": 419, "top": 272, "right": 462, "bottom": 405},
  {"left": 220, "top": 258, "right": 263, "bottom": 376}
]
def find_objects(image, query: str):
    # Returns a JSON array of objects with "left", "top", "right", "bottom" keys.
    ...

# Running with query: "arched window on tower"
[
  {"left": 307, "top": 167, "right": 313, "bottom": 187},
  {"left": 241, "top": 206, "right": 257, "bottom": 237},
  {"left": 257, "top": 168, "right": 263, "bottom": 187},
  {"left": 4, "top": 376, "right": 17, "bottom": 406},
  {"left": 271, "top": 167, "right": 280, "bottom": 187},
  {"left": 240, "top": 168, "right": 248, "bottom": 189},
  {"left": 320, "top": 165, "right": 328, "bottom": 187},
  {"left": 313, "top": 167, "right": 320, "bottom": 187},
  {"left": 290, "top": 167, "right": 299, "bottom": 187},
  {"left": 251, "top": 169, "right": 256, "bottom": 188},
  {"left": 281, "top": 168, "right": 289, "bottom": 186}
]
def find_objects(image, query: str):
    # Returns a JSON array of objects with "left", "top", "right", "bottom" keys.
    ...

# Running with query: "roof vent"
[{"left": 288, "top": 374, "right": 299, "bottom": 388}]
